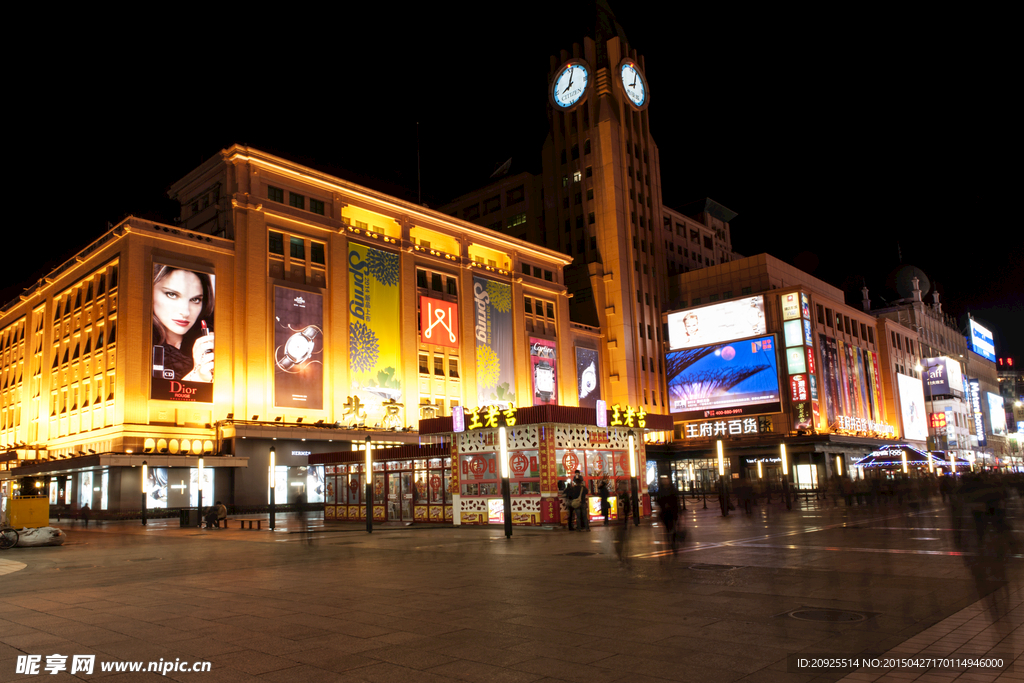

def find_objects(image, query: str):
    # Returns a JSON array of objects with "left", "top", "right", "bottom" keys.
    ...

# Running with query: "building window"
[
  {"left": 692, "top": 298, "right": 701, "bottom": 306},
  {"left": 703, "top": 235, "right": 712, "bottom": 249},
  {"left": 268, "top": 186, "right": 284, "bottom": 203},
  {"left": 509, "top": 212, "right": 526, "bottom": 228},
  {"left": 826, "top": 308, "right": 833, "bottom": 327},
  {"left": 290, "top": 237, "right": 305, "bottom": 260},
  {"left": 690, "top": 229, "right": 699, "bottom": 243},
  {"left": 573, "top": 170, "right": 582, "bottom": 183},
  {"left": 506, "top": 185, "right": 524, "bottom": 204},
  {"left": 289, "top": 193, "right": 305, "bottom": 210},
  {"left": 483, "top": 195, "right": 501, "bottom": 214},
  {"left": 310, "top": 243, "right": 325, "bottom": 265},
  {"left": 588, "top": 212, "right": 595, "bottom": 225},
  {"left": 817, "top": 305, "right": 825, "bottom": 325},
  {"left": 449, "top": 358, "right": 460, "bottom": 378},
  {"left": 269, "top": 231, "right": 284, "bottom": 255},
  {"left": 434, "top": 355, "right": 444, "bottom": 376},
  {"left": 309, "top": 198, "right": 325, "bottom": 215},
  {"left": 741, "top": 287, "right": 751, "bottom": 295},
  {"left": 585, "top": 166, "right": 592, "bottom": 178},
  {"left": 584, "top": 139, "right": 591, "bottom": 155},
  {"left": 868, "top": 328, "right": 875, "bottom": 344},
  {"left": 419, "top": 354, "right": 429, "bottom": 374},
  {"left": 463, "top": 205, "right": 480, "bottom": 220}
]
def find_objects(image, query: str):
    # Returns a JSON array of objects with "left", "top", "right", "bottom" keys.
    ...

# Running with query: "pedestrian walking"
[
  {"left": 656, "top": 477, "right": 681, "bottom": 553},
  {"left": 80, "top": 503, "right": 91, "bottom": 528},
  {"left": 598, "top": 477, "right": 611, "bottom": 526},
  {"left": 572, "top": 473, "right": 589, "bottom": 531}
]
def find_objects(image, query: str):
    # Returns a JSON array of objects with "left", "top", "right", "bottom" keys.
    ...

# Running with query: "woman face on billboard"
[{"left": 153, "top": 269, "right": 204, "bottom": 347}]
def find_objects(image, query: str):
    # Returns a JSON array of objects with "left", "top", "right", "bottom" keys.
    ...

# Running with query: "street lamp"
[
  {"left": 781, "top": 443, "right": 791, "bottom": 510},
  {"left": 717, "top": 440, "right": 728, "bottom": 516},
  {"left": 141, "top": 461, "right": 148, "bottom": 526},
  {"left": 627, "top": 430, "right": 640, "bottom": 526},
  {"left": 365, "top": 436, "right": 373, "bottom": 533},
  {"left": 197, "top": 457, "right": 205, "bottom": 527},
  {"left": 499, "top": 425, "right": 512, "bottom": 538},
  {"left": 269, "top": 447, "right": 276, "bottom": 531}
]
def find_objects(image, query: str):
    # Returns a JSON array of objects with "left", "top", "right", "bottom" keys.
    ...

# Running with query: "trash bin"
[{"left": 179, "top": 509, "right": 199, "bottom": 527}]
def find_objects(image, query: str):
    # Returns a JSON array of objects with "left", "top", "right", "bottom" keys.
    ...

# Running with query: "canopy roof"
[{"left": 854, "top": 444, "right": 969, "bottom": 468}]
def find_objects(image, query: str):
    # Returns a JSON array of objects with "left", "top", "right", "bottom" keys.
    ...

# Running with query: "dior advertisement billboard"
[
  {"left": 473, "top": 276, "right": 515, "bottom": 406},
  {"left": 151, "top": 263, "right": 215, "bottom": 403},
  {"left": 274, "top": 287, "right": 324, "bottom": 409},
  {"left": 575, "top": 347, "right": 600, "bottom": 408}
]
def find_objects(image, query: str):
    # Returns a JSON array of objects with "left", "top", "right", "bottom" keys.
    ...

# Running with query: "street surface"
[{"left": 1, "top": 498, "right": 1020, "bottom": 682}]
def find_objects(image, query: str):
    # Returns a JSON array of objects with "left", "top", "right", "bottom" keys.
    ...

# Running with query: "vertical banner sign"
[
  {"left": 820, "top": 336, "right": 841, "bottom": 427},
  {"left": 419, "top": 296, "right": 459, "bottom": 348},
  {"left": 529, "top": 337, "right": 557, "bottom": 405},
  {"left": 348, "top": 244, "right": 403, "bottom": 426},
  {"left": 472, "top": 276, "right": 514, "bottom": 406},
  {"left": 870, "top": 351, "right": 883, "bottom": 423},
  {"left": 151, "top": 264, "right": 215, "bottom": 402},
  {"left": 274, "top": 287, "right": 324, "bottom": 409},
  {"left": 575, "top": 347, "right": 600, "bottom": 408}
]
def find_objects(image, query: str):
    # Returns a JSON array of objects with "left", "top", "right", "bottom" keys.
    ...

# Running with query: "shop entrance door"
[
  {"left": 399, "top": 471, "right": 414, "bottom": 520},
  {"left": 387, "top": 473, "right": 401, "bottom": 521}
]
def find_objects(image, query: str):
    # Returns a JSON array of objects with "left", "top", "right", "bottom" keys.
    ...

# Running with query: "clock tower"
[{"left": 542, "top": 7, "right": 667, "bottom": 412}]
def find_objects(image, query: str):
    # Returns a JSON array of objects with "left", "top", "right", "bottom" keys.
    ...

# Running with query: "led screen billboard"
[
  {"left": 987, "top": 392, "right": 1007, "bottom": 436},
  {"left": 922, "top": 357, "right": 964, "bottom": 398},
  {"left": 969, "top": 319, "right": 996, "bottom": 362},
  {"left": 274, "top": 287, "right": 323, "bottom": 409},
  {"left": 897, "top": 373, "right": 928, "bottom": 441},
  {"left": 151, "top": 264, "right": 215, "bottom": 402},
  {"left": 666, "top": 334, "right": 781, "bottom": 421},
  {"left": 667, "top": 296, "right": 765, "bottom": 350}
]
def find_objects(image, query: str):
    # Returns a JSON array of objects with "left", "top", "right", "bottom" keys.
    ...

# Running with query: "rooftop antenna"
[{"left": 897, "top": 241, "right": 902, "bottom": 264}]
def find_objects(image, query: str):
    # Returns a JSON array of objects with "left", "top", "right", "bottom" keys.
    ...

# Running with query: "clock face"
[
  {"left": 552, "top": 61, "right": 589, "bottom": 110},
  {"left": 620, "top": 60, "right": 648, "bottom": 109}
]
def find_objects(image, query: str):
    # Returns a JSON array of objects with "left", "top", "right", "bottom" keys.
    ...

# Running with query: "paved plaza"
[{"left": 1, "top": 499, "right": 1021, "bottom": 682}]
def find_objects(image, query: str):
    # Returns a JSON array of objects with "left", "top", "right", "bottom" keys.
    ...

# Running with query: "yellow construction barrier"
[{"left": 6, "top": 495, "right": 49, "bottom": 529}]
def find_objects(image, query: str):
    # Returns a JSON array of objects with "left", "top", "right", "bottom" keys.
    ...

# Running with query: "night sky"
[{"left": 8, "top": 5, "right": 1018, "bottom": 358}]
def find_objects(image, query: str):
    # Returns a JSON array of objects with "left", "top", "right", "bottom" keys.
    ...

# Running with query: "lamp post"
[
  {"left": 269, "top": 447, "right": 276, "bottom": 531},
  {"left": 197, "top": 457, "right": 204, "bottom": 527},
  {"left": 627, "top": 431, "right": 640, "bottom": 526},
  {"left": 499, "top": 425, "right": 512, "bottom": 539},
  {"left": 365, "top": 436, "right": 373, "bottom": 533},
  {"left": 141, "top": 461, "right": 148, "bottom": 526},
  {"left": 781, "top": 443, "right": 791, "bottom": 510},
  {"left": 717, "top": 440, "right": 728, "bottom": 517}
]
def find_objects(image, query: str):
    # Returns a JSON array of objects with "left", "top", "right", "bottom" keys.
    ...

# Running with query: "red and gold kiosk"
[{"left": 315, "top": 404, "right": 670, "bottom": 527}]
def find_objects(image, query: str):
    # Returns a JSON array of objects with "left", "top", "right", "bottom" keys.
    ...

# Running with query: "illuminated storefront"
[
  {"left": 0, "top": 146, "right": 581, "bottom": 514},
  {"left": 317, "top": 404, "right": 675, "bottom": 526}
]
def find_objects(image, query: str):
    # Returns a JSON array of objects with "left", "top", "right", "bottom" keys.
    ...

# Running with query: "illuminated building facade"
[
  {"left": 0, "top": 146, "right": 612, "bottom": 516},
  {"left": 653, "top": 254, "right": 921, "bottom": 492}
]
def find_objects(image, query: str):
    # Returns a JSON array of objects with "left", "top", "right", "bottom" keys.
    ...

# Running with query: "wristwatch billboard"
[{"left": 279, "top": 326, "right": 320, "bottom": 370}]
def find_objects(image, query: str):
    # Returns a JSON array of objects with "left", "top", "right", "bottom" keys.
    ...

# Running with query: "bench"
[{"left": 237, "top": 518, "right": 263, "bottom": 530}]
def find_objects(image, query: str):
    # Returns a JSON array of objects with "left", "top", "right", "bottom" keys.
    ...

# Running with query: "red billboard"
[{"left": 419, "top": 296, "right": 459, "bottom": 348}]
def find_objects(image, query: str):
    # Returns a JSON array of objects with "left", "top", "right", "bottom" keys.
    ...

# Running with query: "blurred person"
[
  {"left": 656, "top": 476, "right": 682, "bottom": 553},
  {"left": 573, "top": 473, "right": 589, "bottom": 532},
  {"left": 598, "top": 477, "right": 611, "bottom": 526}
]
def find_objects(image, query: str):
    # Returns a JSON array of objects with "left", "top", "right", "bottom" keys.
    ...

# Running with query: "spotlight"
[
  {"left": 226, "top": 413, "right": 234, "bottom": 420},
  {"left": 296, "top": 417, "right": 303, "bottom": 423},
  {"left": 274, "top": 416, "right": 282, "bottom": 422},
  {"left": 87, "top": 449, "right": 96, "bottom": 454},
  {"left": 251, "top": 415, "right": 259, "bottom": 421},
  {"left": 315, "top": 420, "right": 324, "bottom": 426}
]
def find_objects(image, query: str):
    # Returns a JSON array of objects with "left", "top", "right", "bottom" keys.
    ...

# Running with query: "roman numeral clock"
[
  {"left": 618, "top": 58, "right": 649, "bottom": 111},
  {"left": 550, "top": 59, "right": 591, "bottom": 111}
]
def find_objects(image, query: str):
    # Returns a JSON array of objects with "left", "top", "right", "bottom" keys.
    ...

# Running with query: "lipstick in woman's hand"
[{"left": 201, "top": 320, "right": 214, "bottom": 354}]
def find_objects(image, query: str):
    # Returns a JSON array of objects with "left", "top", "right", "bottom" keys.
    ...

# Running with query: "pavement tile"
[
  {"left": 355, "top": 644, "right": 458, "bottom": 670},
  {"left": 425, "top": 658, "right": 546, "bottom": 683},
  {"left": 213, "top": 650, "right": 303, "bottom": 675}
]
